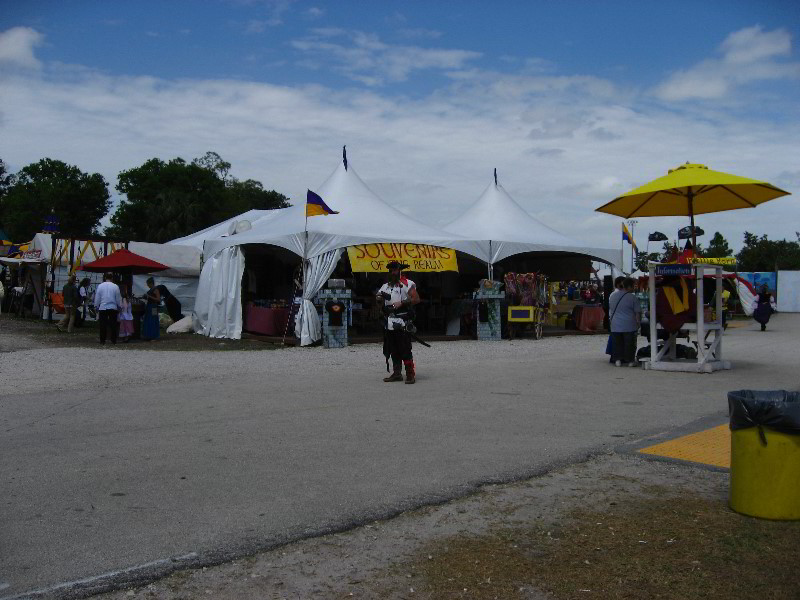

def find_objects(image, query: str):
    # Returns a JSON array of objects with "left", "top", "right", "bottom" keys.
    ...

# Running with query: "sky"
[{"left": 1, "top": 0, "right": 799, "bottom": 256}]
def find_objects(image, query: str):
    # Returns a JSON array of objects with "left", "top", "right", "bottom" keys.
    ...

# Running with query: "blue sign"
[{"left": 655, "top": 264, "right": 692, "bottom": 276}]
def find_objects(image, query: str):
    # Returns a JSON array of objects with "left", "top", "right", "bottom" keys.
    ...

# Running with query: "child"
[{"left": 118, "top": 284, "right": 135, "bottom": 342}]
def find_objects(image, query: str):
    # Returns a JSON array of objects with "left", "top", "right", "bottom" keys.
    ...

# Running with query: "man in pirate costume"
[{"left": 377, "top": 260, "right": 421, "bottom": 383}]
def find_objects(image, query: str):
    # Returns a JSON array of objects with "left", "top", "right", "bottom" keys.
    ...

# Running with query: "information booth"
[{"left": 645, "top": 262, "right": 731, "bottom": 373}]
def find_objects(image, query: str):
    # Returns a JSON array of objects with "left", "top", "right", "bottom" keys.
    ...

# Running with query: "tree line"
[
  {"left": 634, "top": 230, "right": 800, "bottom": 273},
  {"left": 0, "top": 152, "right": 289, "bottom": 244}
]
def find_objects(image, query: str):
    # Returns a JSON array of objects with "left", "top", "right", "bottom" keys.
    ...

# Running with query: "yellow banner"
[
  {"left": 347, "top": 244, "right": 459, "bottom": 273},
  {"left": 689, "top": 257, "right": 737, "bottom": 265}
]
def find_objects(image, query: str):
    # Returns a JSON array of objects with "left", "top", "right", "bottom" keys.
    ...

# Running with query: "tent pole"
[{"left": 488, "top": 240, "right": 493, "bottom": 281}]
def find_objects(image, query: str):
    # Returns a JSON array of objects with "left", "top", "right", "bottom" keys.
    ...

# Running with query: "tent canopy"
[
  {"left": 200, "top": 160, "right": 481, "bottom": 260},
  {"left": 80, "top": 248, "right": 168, "bottom": 274},
  {"left": 443, "top": 177, "right": 620, "bottom": 267}
]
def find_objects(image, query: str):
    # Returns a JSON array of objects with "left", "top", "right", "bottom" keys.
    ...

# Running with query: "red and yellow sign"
[{"left": 347, "top": 244, "right": 459, "bottom": 273}]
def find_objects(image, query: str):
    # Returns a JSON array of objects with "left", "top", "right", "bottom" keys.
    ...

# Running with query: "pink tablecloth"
[
  {"left": 572, "top": 305, "right": 605, "bottom": 332},
  {"left": 244, "top": 303, "right": 290, "bottom": 336}
]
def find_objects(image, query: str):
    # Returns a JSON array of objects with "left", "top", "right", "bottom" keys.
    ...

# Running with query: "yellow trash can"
[{"left": 728, "top": 390, "right": 800, "bottom": 520}]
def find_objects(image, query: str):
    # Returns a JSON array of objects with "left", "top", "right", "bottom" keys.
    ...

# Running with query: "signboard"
[
  {"left": 655, "top": 264, "right": 692, "bottom": 276},
  {"left": 22, "top": 249, "right": 42, "bottom": 260},
  {"left": 347, "top": 244, "right": 459, "bottom": 273},
  {"left": 689, "top": 257, "right": 736, "bottom": 266}
]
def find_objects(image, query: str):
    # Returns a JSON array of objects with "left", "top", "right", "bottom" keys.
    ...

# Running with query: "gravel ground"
[
  {"left": 92, "top": 453, "right": 729, "bottom": 600},
  {"left": 0, "top": 313, "right": 607, "bottom": 395}
]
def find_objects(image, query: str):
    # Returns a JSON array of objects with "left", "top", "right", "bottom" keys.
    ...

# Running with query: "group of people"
[
  {"left": 57, "top": 273, "right": 164, "bottom": 344},
  {"left": 605, "top": 274, "right": 779, "bottom": 367}
]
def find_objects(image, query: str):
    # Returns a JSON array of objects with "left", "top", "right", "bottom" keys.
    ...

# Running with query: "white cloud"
[
  {"left": 304, "top": 7, "right": 324, "bottom": 19},
  {"left": 291, "top": 30, "right": 481, "bottom": 85},
  {"left": 0, "top": 27, "right": 44, "bottom": 69},
  {"left": 0, "top": 26, "right": 798, "bottom": 252},
  {"left": 654, "top": 26, "right": 800, "bottom": 101}
]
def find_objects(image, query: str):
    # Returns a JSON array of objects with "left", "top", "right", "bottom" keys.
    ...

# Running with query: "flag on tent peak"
[{"left": 306, "top": 190, "right": 339, "bottom": 217}]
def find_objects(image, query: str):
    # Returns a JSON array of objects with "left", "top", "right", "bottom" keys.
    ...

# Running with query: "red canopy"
[{"left": 80, "top": 248, "right": 169, "bottom": 275}]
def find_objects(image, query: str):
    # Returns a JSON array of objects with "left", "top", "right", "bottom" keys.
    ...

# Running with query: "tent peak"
[
  {"left": 494, "top": 168, "right": 498, "bottom": 186},
  {"left": 343, "top": 145, "right": 348, "bottom": 171}
]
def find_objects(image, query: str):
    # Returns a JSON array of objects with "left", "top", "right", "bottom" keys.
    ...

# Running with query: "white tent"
[
  {"left": 443, "top": 174, "right": 621, "bottom": 275},
  {"left": 188, "top": 158, "right": 481, "bottom": 343}
]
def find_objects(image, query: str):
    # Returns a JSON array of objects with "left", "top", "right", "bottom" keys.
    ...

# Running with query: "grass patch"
[{"left": 404, "top": 489, "right": 800, "bottom": 599}]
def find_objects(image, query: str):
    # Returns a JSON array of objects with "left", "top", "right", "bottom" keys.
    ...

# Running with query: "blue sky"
[{"left": 1, "top": 0, "right": 799, "bottom": 254}]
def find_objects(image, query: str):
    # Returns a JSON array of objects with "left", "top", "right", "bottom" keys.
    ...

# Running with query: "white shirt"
[
  {"left": 93, "top": 281, "right": 122, "bottom": 311},
  {"left": 379, "top": 277, "right": 416, "bottom": 330}
]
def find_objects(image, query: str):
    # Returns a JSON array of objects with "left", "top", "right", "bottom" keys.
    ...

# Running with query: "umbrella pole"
[{"left": 689, "top": 189, "right": 697, "bottom": 252}]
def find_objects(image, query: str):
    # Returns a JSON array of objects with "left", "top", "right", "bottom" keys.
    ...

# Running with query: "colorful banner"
[{"left": 347, "top": 244, "right": 459, "bottom": 273}]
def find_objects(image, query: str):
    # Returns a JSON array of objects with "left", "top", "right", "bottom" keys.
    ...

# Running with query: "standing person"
[
  {"left": 604, "top": 276, "right": 625, "bottom": 361},
  {"left": 377, "top": 261, "right": 421, "bottom": 384},
  {"left": 118, "top": 284, "right": 134, "bottom": 342},
  {"left": 93, "top": 273, "right": 122, "bottom": 345},
  {"left": 75, "top": 277, "right": 91, "bottom": 326},
  {"left": 752, "top": 284, "right": 777, "bottom": 331},
  {"left": 608, "top": 277, "right": 641, "bottom": 367},
  {"left": 57, "top": 274, "right": 78, "bottom": 333},
  {"left": 141, "top": 277, "right": 161, "bottom": 340}
]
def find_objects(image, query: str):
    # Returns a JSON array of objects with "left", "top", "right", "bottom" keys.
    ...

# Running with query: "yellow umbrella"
[{"left": 596, "top": 162, "right": 790, "bottom": 248}]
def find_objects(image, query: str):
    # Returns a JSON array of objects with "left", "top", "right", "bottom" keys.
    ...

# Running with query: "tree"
[
  {"left": 634, "top": 252, "right": 660, "bottom": 273},
  {"left": 0, "top": 158, "right": 15, "bottom": 230},
  {"left": 223, "top": 178, "right": 289, "bottom": 217},
  {"left": 1, "top": 158, "right": 111, "bottom": 241},
  {"left": 107, "top": 157, "right": 227, "bottom": 243},
  {"left": 106, "top": 152, "right": 290, "bottom": 242},
  {"left": 736, "top": 232, "right": 800, "bottom": 272},
  {"left": 704, "top": 232, "right": 732, "bottom": 258}
]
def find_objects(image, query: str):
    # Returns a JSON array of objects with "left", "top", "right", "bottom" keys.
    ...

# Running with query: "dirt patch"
[{"left": 92, "top": 453, "right": 798, "bottom": 600}]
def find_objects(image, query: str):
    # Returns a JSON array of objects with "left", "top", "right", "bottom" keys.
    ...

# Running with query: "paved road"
[{"left": 1, "top": 315, "right": 797, "bottom": 598}]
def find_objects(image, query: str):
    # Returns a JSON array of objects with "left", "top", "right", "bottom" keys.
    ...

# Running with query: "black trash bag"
[{"left": 728, "top": 390, "right": 800, "bottom": 436}]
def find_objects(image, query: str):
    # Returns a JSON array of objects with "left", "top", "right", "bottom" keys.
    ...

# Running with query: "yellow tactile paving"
[{"left": 638, "top": 424, "right": 730, "bottom": 469}]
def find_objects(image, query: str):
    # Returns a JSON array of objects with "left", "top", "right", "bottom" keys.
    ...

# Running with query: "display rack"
[{"left": 645, "top": 262, "right": 732, "bottom": 373}]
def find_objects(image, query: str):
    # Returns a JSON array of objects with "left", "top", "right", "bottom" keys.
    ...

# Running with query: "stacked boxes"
[
  {"left": 316, "top": 289, "right": 352, "bottom": 348},
  {"left": 474, "top": 289, "right": 504, "bottom": 341}
]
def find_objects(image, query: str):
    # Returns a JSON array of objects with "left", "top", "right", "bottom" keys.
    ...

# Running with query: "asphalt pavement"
[{"left": 1, "top": 314, "right": 797, "bottom": 599}]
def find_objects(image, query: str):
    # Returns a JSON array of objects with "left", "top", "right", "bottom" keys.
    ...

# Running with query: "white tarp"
[
  {"left": 443, "top": 178, "right": 621, "bottom": 267},
  {"left": 736, "top": 277, "right": 756, "bottom": 316},
  {"left": 295, "top": 249, "right": 343, "bottom": 346},
  {"left": 777, "top": 270, "right": 800, "bottom": 312},
  {"left": 128, "top": 241, "right": 202, "bottom": 277},
  {"left": 132, "top": 275, "right": 199, "bottom": 315},
  {"left": 193, "top": 246, "right": 245, "bottom": 338}
]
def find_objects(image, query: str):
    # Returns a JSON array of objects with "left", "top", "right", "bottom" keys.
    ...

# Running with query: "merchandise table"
[
  {"left": 572, "top": 304, "right": 605, "bottom": 332},
  {"left": 244, "top": 302, "right": 290, "bottom": 336}
]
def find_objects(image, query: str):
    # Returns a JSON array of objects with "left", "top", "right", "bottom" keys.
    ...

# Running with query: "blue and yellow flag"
[
  {"left": 622, "top": 223, "right": 638, "bottom": 254},
  {"left": 306, "top": 190, "right": 339, "bottom": 217}
]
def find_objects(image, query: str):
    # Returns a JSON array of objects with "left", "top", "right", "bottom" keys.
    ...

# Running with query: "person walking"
[
  {"left": 57, "top": 274, "right": 79, "bottom": 333},
  {"left": 752, "top": 284, "right": 777, "bottom": 331},
  {"left": 377, "top": 261, "right": 421, "bottom": 384},
  {"left": 93, "top": 273, "right": 122, "bottom": 345},
  {"left": 608, "top": 277, "right": 641, "bottom": 367}
]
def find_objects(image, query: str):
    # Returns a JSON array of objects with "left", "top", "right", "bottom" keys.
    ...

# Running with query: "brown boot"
[
  {"left": 404, "top": 360, "right": 416, "bottom": 384},
  {"left": 383, "top": 370, "right": 403, "bottom": 382}
]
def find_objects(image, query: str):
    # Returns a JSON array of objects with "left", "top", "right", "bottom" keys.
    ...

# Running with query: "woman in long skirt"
[
  {"left": 141, "top": 277, "right": 161, "bottom": 340},
  {"left": 752, "top": 284, "right": 776, "bottom": 331}
]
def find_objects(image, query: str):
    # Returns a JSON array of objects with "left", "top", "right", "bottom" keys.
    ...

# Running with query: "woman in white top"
[{"left": 118, "top": 284, "right": 135, "bottom": 342}]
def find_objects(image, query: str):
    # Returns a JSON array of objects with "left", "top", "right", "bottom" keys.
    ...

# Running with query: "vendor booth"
[
  {"left": 171, "top": 158, "right": 620, "bottom": 345},
  {"left": 644, "top": 262, "right": 731, "bottom": 373}
]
